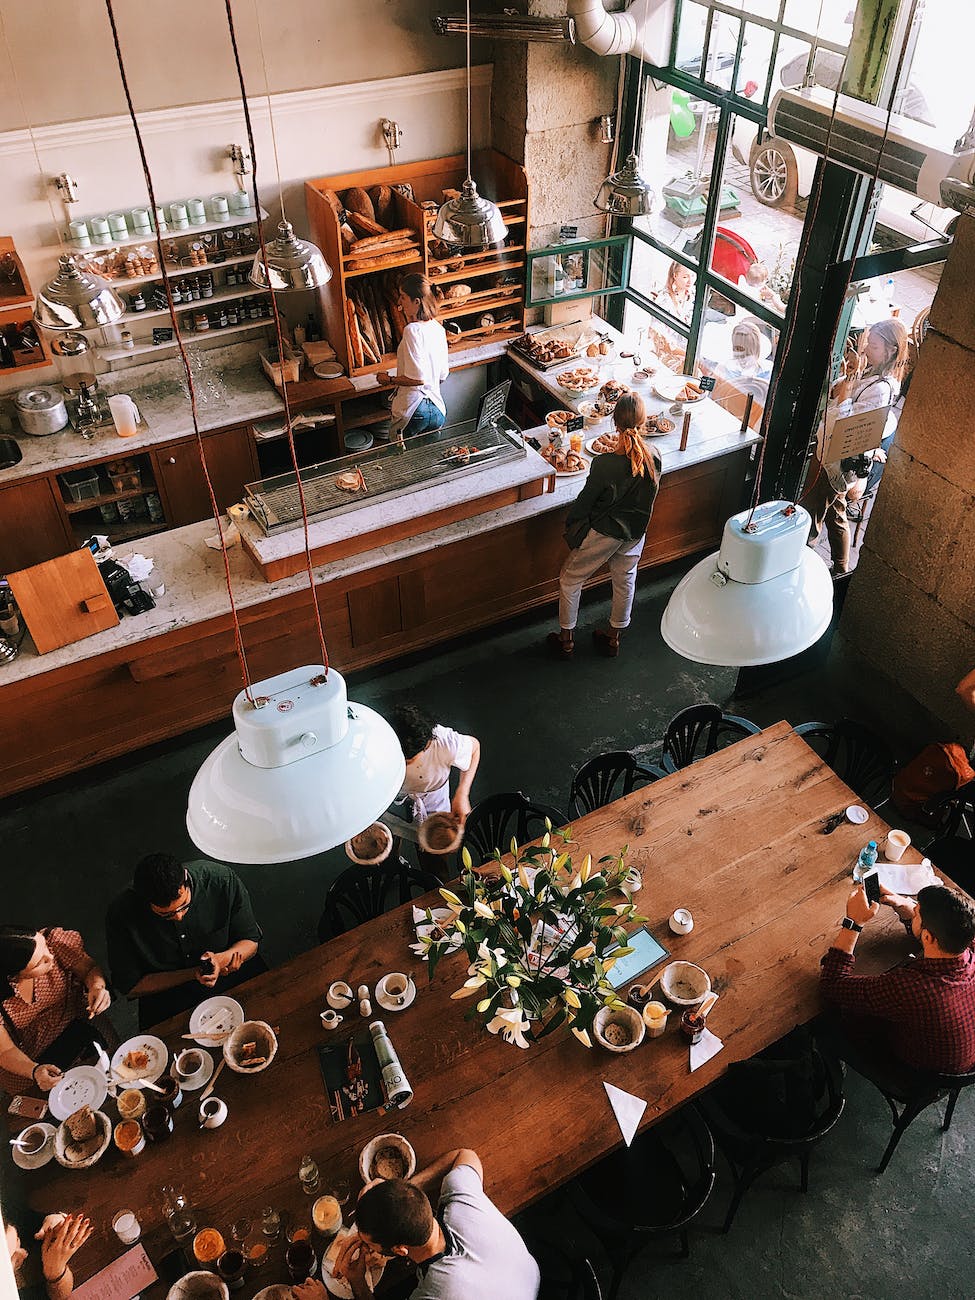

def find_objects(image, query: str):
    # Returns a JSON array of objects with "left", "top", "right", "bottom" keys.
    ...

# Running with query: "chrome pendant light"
[
  {"left": 660, "top": 503, "right": 834, "bottom": 666},
  {"left": 34, "top": 254, "right": 125, "bottom": 331},
  {"left": 595, "top": 0, "right": 655, "bottom": 217},
  {"left": 433, "top": 0, "right": 506, "bottom": 248},
  {"left": 249, "top": 219, "right": 332, "bottom": 291}
]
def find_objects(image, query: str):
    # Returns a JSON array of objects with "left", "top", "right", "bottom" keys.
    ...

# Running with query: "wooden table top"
[{"left": 28, "top": 721, "right": 918, "bottom": 1296}]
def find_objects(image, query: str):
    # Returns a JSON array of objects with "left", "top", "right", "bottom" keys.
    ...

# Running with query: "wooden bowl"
[
  {"left": 53, "top": 1110, "right": 111, "bottom": 1169},
  {"left": 359, "top": 1132, "right": 417, "bottom": 1183},
  {"left": 592, "top": 1005, "right": 646, "bottom": 1053},
  {"left": 167, "top": 1274, "right": 229, "bottom": 1300},
  {"left": 223, "top": 1020, "right": 278, "bottom": 1075},
  {"left": 659, "top": 961, "right": 711, "bottom": 1008}
]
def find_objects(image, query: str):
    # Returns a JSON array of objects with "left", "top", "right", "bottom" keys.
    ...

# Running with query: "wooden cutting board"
[{"left": 7, "top": 548, "right": 119, "bottom": 654}]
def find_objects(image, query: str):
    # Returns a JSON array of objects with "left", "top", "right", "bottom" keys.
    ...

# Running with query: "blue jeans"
[{"left": 401, "top": 399, "right": 445, "bottom": 437}]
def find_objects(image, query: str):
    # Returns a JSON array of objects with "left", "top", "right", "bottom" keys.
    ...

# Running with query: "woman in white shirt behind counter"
[{"left": 378, "top": 273, "right": 450, "bottom": 439}]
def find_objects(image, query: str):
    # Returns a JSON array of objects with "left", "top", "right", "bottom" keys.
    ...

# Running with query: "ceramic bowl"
[
  {"left": 359, "top": 1132, "right": 417, "bottom": 1183},
  {"left": 167, "top": 1273, "right": 229, "bottom": 1300},
  {"left": 53, "top": 1110, "right": 111, "bottom": 1169},
  {"left": 224, "top": 1020, "right": 278, "bottom": 1074},
  {"left": 592, "top": 1004, "right": 646, "bottom": 1053},
  {"left": 659, "top": 961, "right": 711, "bottom": 1008}
]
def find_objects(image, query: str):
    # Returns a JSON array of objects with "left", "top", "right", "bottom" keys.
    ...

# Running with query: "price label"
[
  {"left": 698, "top": 375, "right": 716, "bottom": 391},
  {"left": 559, "top": 225, "right": 579, "bottom": 243},
  {"left": 566, "top": 415, "right": 585, "bottom": 433},
  {"left": 152, "top": 327, "right": 174, "bottom": 344}
]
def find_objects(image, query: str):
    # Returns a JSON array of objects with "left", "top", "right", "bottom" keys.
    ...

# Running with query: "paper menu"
[{"left": 71, "top": 1244, "right": 157, "bottom": 1300}]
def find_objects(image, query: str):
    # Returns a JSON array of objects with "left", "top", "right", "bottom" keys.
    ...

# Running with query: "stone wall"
[{"left": 835, "top": 213, "right": 975, "bottom": 747}]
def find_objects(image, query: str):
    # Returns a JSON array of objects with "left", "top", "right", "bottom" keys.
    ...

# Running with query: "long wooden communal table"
[{"left": 28, "top": 721, "right": 921, "bottom": 1296}]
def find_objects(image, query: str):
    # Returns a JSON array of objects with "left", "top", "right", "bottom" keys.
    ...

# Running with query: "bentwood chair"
[
  {"left": 569, "top": 752, "right": 668, "bottom": 818},
  {"left": 462, "top": 792, "right": 568, "bottom": 867},
  {"left": 660, "top": 704, "right": 761, "bottom": 772},
  {"left": 565, "top": 1106, "right": 716, "bottom": 1300},
  {"left": 793, "top": 719, "right": 895, "bottom": 807},
  {"left": 698, "top": 1040, "right": 845, "bottom": 1230},
  {"left": 317, "top": 860, "right": 441, "bottom": 943}
]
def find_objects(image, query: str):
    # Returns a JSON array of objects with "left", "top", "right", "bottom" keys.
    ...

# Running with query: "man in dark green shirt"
[{"left": 106, "top": 855, "right": 265, "bottom": 1030}]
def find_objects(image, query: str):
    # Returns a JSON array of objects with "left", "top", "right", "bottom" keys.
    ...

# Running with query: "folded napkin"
[
  {"left": 690, "top": 1028, "right": 724, "bottom": 1072},
  {"left": 603, "top": 1082, "right": 647, "bottom": 1146}
]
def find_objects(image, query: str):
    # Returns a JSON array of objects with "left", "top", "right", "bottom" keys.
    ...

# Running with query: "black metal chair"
[
  {"left": 660, "top": 704, "right": 762, "bottom": 772},
  {"left": 462, "top": 791, "right": 568, "bottom": 867},
  {"left": 698, "top": 1040, "right": 845, "bottom": 1230},
  {"left": 565, "top": 1106, "right": 716, "bottom": 1300},
  {"left": 567, "top": 1258, "right": 604, "bottom": 1300},
  {"left": 793, "top": 719, "right": 895, "bottom": 807},
  {"left": 569, "top": 752, "right": 668, "bottom": 818},
  {"left": 922, "top": 779, "right": 975, "bottom": 896},
  {"left": 317, "top": 859, "right": 441, "bottom": 943}
]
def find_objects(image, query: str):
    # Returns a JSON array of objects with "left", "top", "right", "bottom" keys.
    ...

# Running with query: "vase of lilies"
[{"left": 420, "top": 825, "right": 643, "bottom": 1048}]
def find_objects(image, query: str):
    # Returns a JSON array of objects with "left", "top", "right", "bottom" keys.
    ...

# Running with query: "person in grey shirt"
[{"left": 305, "top": 1147, "right": 539, "bottom": 1300}]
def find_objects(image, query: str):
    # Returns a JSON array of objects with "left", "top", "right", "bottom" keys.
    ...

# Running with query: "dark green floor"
[{"left": 4, "top": 569, "right": 972, "bottom": 1297}]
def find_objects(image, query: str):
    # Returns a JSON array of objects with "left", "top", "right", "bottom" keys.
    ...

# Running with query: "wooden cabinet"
[
  {"left": 306, "top": 151, "right": 529, "bottom": 378},
  {"left": 0, "top": 477, "right": 73, "bottom": 572},
  {"left": 0, "top": 236, "right": 53, "bottom": 378},
  {"left": 152, "top": 426, "right": 258, "bottom": 528}
]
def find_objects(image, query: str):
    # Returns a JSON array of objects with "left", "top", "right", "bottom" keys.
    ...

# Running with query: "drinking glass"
[
  {"left": 285, "top": 1239, "right": 317, "bottom": 1283},
  {"left": 230, "top": 1218, "right": 251, "bottom": 1247},
  {"left": 260, "top": 1206, "right": 281, "bottom": 1243},
  {"left": 163, "top": 1186, "right": 197, "bottom": 1242}
]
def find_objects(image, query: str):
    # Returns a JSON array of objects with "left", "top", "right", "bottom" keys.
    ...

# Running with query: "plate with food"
[
  {"left": 545, "top": 409, "right": 575, "bottom": 433},
  {"left": 111, "top": 1035, "right": 168, "bottom": 1085},
  {"left": 321, "top": 1227, "right": 387, "bottom": 1300},
  {"left": 188, "top": 995, "right": 245, "bottom": 1046},
  {"left": 541, "top": 445, "right": 588, "bottom": 475},
  {"left": 53, "top": 1106, "right": 111, "bottom": 1169},
  {"left": 578, "top": 401, "right": 609, "bottom": 425},
  {"left": 556, "top": 366, "right": 600, "bottom": 394},
  {"left": 597, "top": 379, "right": 631, "bottom": 407},
  {"left": 644, "top": 413, "right": 676, "bottom": 436},
  {"left": 335, "top": 468, "right": 367, "bottom": 493},
  {"left": 653, "top": 373, "right": 706, "bottom": 404},
  {"left": 585, "top": 432, "right": 620, "bottom": 456},
  {"left": 48, "top": 1066, "right": 108, "bottom": 1122}
]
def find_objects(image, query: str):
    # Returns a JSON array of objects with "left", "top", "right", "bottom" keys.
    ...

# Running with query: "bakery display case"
[{"left": 526, "top": 234, "right": 631, "bottom": 309}]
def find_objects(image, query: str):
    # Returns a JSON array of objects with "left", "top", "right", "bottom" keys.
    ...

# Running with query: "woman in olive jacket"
[{"left": 548, "top": 393, "right": 661, "bottom": 659}]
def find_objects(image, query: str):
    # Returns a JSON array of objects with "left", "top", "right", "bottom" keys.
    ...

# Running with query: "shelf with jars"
[{"left": 0, "top": 236, "right": 52, "bottom": 374}]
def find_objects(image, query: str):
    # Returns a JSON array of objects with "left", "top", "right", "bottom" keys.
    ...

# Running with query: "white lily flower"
[
  {"left": 571, "top": 1027, "right": 593, "bottom": 1049},
  {"left": 571, "top": 942, "right": 596, "bottom": 961},
  {"left": 473, "top": 900, "right": 494, "bottom": 920},
  {"left": 485, "top": 1005, "right": 531, "bottom": 1049}
]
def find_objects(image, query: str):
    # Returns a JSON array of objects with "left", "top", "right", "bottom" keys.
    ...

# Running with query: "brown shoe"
[
  {"left": 593, "top": 627, "right": 621, "bottom": 657},
  {"left": 546, "top": 631, "right": 574, "bottom": 660}
]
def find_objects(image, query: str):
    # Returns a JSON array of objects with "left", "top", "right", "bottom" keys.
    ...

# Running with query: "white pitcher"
[{"left": 108, "top": 393, "right": 141, "bottom": 438}]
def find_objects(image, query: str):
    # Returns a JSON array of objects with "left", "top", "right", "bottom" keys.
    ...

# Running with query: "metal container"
[
  {"left": 50, "top": 331, "right": 97, "bottom": 396},
  {"left": 15, "top": 385, "right": 68, "bottom": 436}
]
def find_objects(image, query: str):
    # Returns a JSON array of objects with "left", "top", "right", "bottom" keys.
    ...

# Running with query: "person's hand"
[
  {"left": 291, "top": 1281, "right": 328, "bottom": 1300},
  {"left": 847, "top": 884, "right": 880, "bottom": 926},
  {"left": 85, "top": 977, "right": 111, "bottom": 1018},
  {"left": 376, "top": 371, "right": 392, "bottom": 386},
  {"left": 873, "top": 447, "right": 887, "bottom": 463},
  {"left": 450, "top": 792, "right": 471, "bottom": 824},
  {"left": 880, "top": 888, "right": 916, "bottom": 923},
  {"left": 33, "top": 1063, "right": 62, "bottom": 1091},
  {"left": 41, "top": 1213, "right": 91, "bottom": 1282},
  {"left": 34, "top": 1214, "right": 67, "bottom": 1241},
  {"left": 333, "top": 1233, "right": 371, "bottom": 1290}
]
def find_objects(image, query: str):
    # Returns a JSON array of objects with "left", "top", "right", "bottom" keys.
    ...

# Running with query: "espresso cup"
[
  {"left": 320, "top": 1009, "right": 343, "bottom": 1031},
  {"left": 176, "top": 1049, "right": 204, "bottom": 1080},
  {"left": 18, "top": 1125, "right": 48, "bottom": 1155},
  {"left": 885, "top": 829, "right": 911, "bottom": 862},
  {"left": 327, "top": 980, "right": 354, "bottom": 1009},
  {"left": 199, "top": 1097, "right": 228, "bottom": 1129},
  {"left": 669, "top": 908, "right": 694, "bottom": 935},
  {"left": 383, "top": 973, "right": 411, "bottom": 1006}
]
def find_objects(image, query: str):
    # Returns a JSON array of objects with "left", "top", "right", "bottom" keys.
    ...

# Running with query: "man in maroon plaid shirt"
[{"left": 820, "top": 883, "right": 975, "bottom": 1074}]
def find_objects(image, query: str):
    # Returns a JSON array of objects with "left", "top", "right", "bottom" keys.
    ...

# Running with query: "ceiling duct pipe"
[{"left": 566, "top": 0, "right": 675, "bottom": 63}]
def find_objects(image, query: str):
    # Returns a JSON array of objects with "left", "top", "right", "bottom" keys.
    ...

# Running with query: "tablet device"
[{"left": 605, "top": 926, "right": 670, "bottom": 989}]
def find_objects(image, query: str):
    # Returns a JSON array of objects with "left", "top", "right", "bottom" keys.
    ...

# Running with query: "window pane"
[
  {"left": 675, "top": 1, "right": 710, "bottom": 77},
  {"left": 898, "top": 0, "right": 975, "bottom": 138},
  {"left": 634, "top": 80, "right": 718, "bottom": 263},
  {"left": 697, "top": 288, "right": 778, "bottom": 429},
  {"left": 782, "top": 0, "right": 822, "bottom": 35},
  {"left": 868, "top": 182, "right": 957, "bottom": 254},
  {"left": 622, "top": 297, "right": 689, "bottom": 374},
  {"left": 630, "top": 240, "right": 697, "bottom": 325},
  {"left": 742, "top": 0, "right": 781, "bottom": 20},
  {"left": 737, "top": 24, "right": 775, "bottom": 102},
  {"left": 704, "top": 15, "right": 740, "bottom": 92}
]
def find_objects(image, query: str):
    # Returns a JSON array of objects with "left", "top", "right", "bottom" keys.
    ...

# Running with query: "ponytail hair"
[
  {"left": 399, "top": 272, "right": 438, "bottom": 322},
  {"left": 613, "top": 393, "right": 658, "bottom": 480}
]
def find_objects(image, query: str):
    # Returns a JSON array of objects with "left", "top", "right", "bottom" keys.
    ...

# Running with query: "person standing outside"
[
  {"left": 106, "top": 855, "right": 265, "bottom": 1030},
  {"left": 548, "top": 393, "right": 661, "bottom": 660},
  {"left": 379, "top": 273, "right": 449, "bottom": 440}
]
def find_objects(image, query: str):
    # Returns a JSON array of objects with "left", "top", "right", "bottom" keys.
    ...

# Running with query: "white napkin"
[
  {"left": 689, "top": 1028, "right": 724, "bottom": 1072},
  {"left": 410, "top": 906, "right": 463, "bottom": 960},
  {"left": 603, "top": 1082, "right": 647, "bottom": 1146},
  {"left": 877, "top": 859, "right": 940, "bottom": 895}
]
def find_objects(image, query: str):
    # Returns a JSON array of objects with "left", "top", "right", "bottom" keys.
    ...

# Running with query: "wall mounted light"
[
  {"left": 229, "top": 143, "right": 252, "bottom": 189},
  {"left": 380, "top": 119, "right": 404, "bottom": 152},
  {"left": 597, "top": 114, "right": 615, "bottom": 144},
  {"left": 51, "top": 173, "right": 79, "bottom": 204}
]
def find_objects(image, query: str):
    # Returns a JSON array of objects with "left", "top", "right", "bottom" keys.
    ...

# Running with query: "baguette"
[
  {"left": 344, "top": 251, "right": 417, "bottom": 272},
  {"left": 346, "top": 299, "right": 364, "bottom": 370},
  {"left": 353, "top": 296, "right": 380, "bottom": 364},
  {"left": 346, "top": 210, "right": 386, "bottom": 238},
  {"left": 346, "top": 228, "right": 415, "bottom": 252}
]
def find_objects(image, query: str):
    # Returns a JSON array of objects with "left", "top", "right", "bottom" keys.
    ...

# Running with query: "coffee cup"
[
  {"left": 18, "top": 1125, "right": 48, "bottom": 1156},
  {"left": 327, "top": 981, "right": 354, "bottom": 1010},
  {"left": 320, "top": 1009, "right": 343, "bottom": 1031},
  {"left": 885, "top": 829, "right": 911, "bottom": 862},
  {"left": 642, "top": 1001, "right": 669, "bottom": 1038},
  {"left": 383, "top": 973, "right": 411, "bottom": 1006},
  {"left": 176, "top": 1049, "right": 204, "bottom": 1081},
  {"left": 669, "top": 908, "right": 694, "bottom": 935},
  {"left": 198, "top": 1097, "right": 227, "bottom": 1129}
]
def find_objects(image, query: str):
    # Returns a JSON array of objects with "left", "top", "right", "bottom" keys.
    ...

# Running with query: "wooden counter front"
[{"left": 0, "top": 450, "right": 747, "bottom": 796}]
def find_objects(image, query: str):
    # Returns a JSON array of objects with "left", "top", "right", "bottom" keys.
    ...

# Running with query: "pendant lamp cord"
[
  {"left": 631, "top": 0, "right": 649, "bottom": 158},
  {"left": 103, "top": 0, "right": 256, "bottom": 703},
  {"left": 465, "top": 0, "right": 473, "bottom": 181},
  {"left": 748, "top": 0, "right": 920, "bottom": 528},
  {"left": 251, "top": 0, "right": 288, "bottom": 229},
  {"left": 229, "top": 0, "right": 330, "bottom": 674}
]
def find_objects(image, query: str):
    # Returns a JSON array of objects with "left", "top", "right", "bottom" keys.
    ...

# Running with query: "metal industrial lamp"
[
  {"left": 249, "top": 219, "right": 332, "bottom": 291},
  {"left": 34, "top": 254, "right": 125, "bottom": 331},
  {"left": 660, "top": 502, "right": 834, "bottom": 666},
  {"left": 594, "top": 0, "right": 654, "bottom": 217},
  {"left": 433, "top": 0, "right": 506, "bottom": 248}
]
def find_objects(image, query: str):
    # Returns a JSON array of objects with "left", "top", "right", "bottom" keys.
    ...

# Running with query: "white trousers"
[{"left": 558, "top": 529, "right": 646, "bottom": 631}]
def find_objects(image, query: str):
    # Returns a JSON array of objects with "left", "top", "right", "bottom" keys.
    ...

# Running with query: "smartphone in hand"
[
  {"left": 198, "top": 956, "right": 215, "bottom": 977},
  {"left": 863, "top": 869, "right": 881, "bottom": 906}
]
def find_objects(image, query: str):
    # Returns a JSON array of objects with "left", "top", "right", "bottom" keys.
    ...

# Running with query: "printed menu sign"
[
  {"left": 72, "top": 1244, "right": 157, "bottom": 1300},
  {"left": 821, "top": 404, "right": 887, "bottom": 462}
]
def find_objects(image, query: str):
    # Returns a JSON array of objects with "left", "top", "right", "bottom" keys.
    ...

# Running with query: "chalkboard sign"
[
  {"left": 698, "top": 375, "right": 716, "bottom": 391},
  {"left": 476, "top": 380, "right": 511, "bottom": 429},
  {"left": 566, "top": 414, "right": 584, "bottom": 433},
  {"left": 152, "top": 327, "right": 174, "bottom": 345},
  {"left": 559, "top": 225, "right": 579, "bottom": 243}
]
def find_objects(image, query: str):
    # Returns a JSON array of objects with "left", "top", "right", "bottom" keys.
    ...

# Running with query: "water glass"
[
  {"left": 163, "top": 1186, "right": 197, "bottom": 1242},
  {"left": 285, "top": 1239, "right": 317, "bottom": 1283}
]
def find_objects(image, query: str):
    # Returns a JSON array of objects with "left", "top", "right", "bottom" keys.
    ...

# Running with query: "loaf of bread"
[
  {"left": 342, "top": 187, "right": 376, "bottom": 221},
  {"left": 323, "top": 189, "right": 345, "bottom": 220},
  {"left": 66, "top": 1105, "right": 96, "bottom": 1142},
  {"left": 368, "top": 185, "right": 395, "bottom": 227},
  {"left": 444, "top": 284, "right": 472, "bottom": 301}
]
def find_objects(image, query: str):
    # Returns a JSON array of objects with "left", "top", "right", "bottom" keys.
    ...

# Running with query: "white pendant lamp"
[
  {"left": 595, "top": 0, "right": 655, "bottom": 217},
  {"left": 187, "top": 666, "right": 406, "bottom": 865},
  {"left": 249, "top": 219, "right": 332, "bottom": 291},
  {"left": 433, "top": 0, "right": 506, "bottom": 248},
  {"left": 660, "top": 502, "right": 834, "bottom": 667},
  {"left": 34, "top": 254, "right": 126, "bottom": 331}
]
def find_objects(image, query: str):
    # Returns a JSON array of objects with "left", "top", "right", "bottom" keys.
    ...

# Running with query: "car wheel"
[{"left": 749, "top": 138, "right": 799, "bottom": 208}]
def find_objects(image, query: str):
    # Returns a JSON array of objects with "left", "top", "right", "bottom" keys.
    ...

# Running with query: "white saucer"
[
  {"left": 175, "top": 1051, "right": 215, "bottom": 1091},
  {"left": 12, "top": 1122, "right": 55, "bottom": 1170},
  {"left": 49, "top": 1065, "right": 108, "bottom": 1122},
  {"left": 313, "top": 361, "right": 344, "bottom": 379},
  {"left": 375, "top": 977, "right": 417, "bottom": 1012}
]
